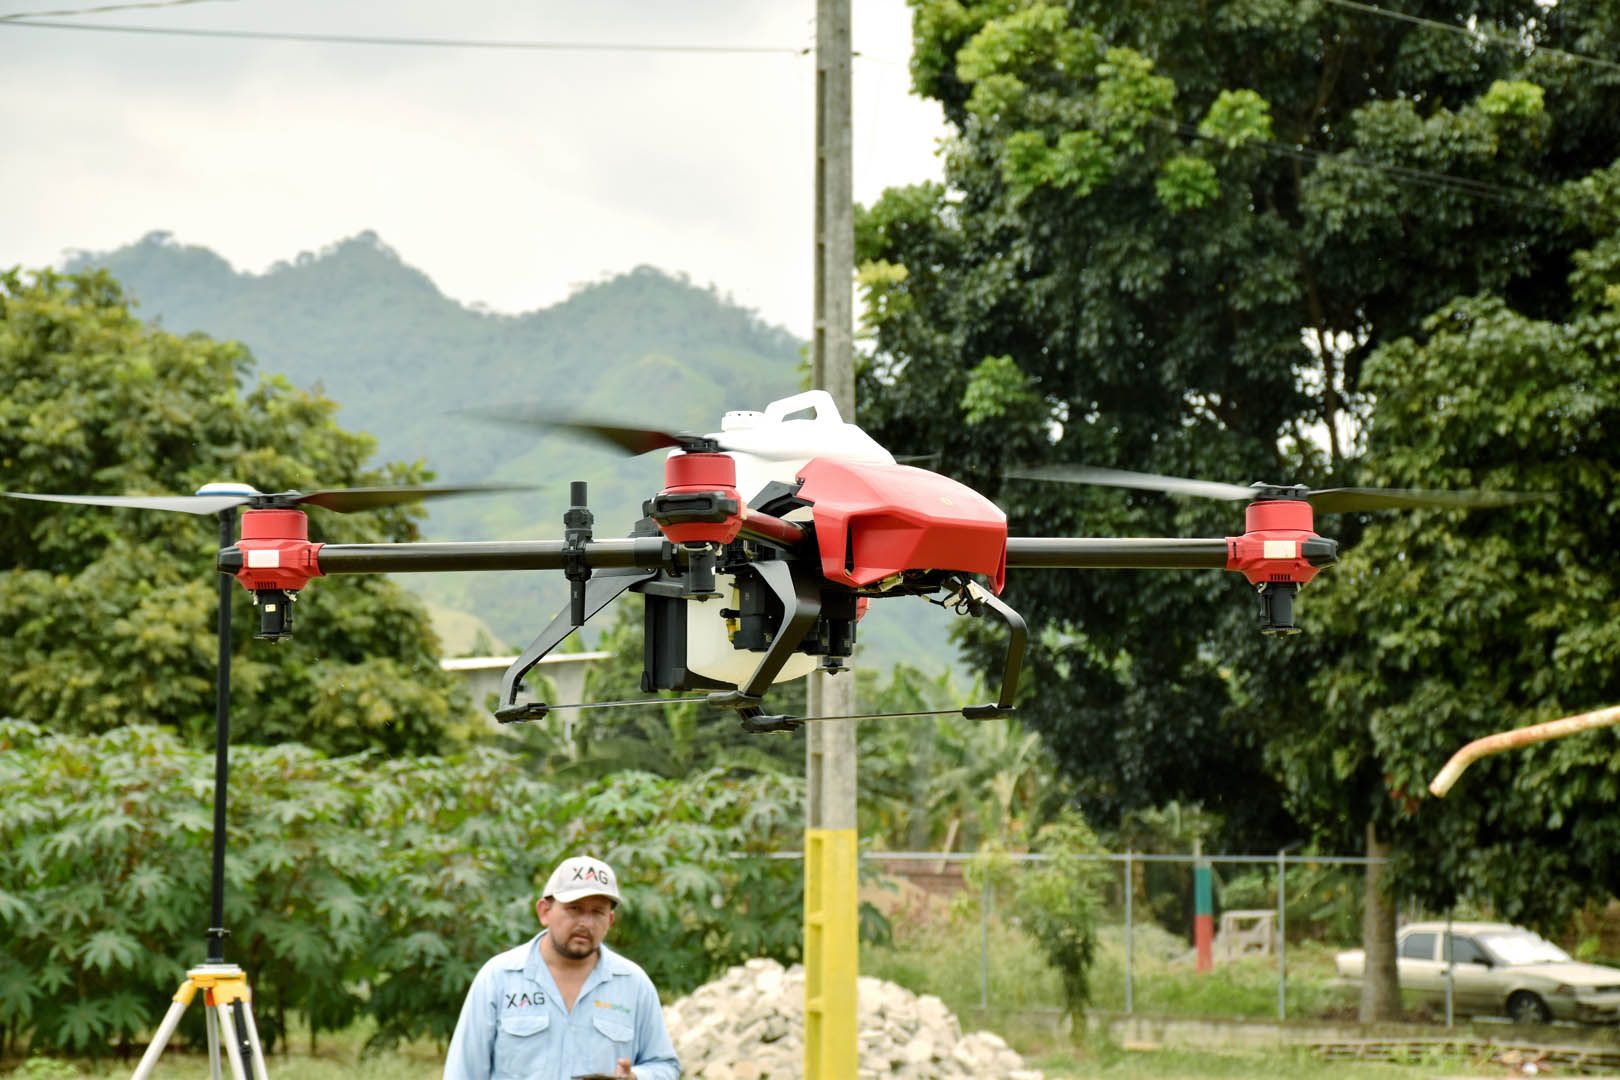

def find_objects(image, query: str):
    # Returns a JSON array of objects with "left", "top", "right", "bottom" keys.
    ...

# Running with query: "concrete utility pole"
[{"left": 805, "top": 0, "right": 857, "bottom": 1077}]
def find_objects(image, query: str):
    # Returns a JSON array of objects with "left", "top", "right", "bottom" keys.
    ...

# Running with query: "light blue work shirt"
[{"left": 444, "top": 932, "right": 680, "bottom": 1080}]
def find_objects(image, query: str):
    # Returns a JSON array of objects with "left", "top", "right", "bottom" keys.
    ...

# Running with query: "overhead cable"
[
  {"left": 1174, "top": 121, "right": 1560, "bottom": 214},
  {"left": 0, "top": 0, "right": 228, "bottom": 20},
  {"left": 1320, "top": 0, "right": 1620, "bottom": 77},
  {"left": 0, "top": 17, "right": 811, "bottom": 54}
]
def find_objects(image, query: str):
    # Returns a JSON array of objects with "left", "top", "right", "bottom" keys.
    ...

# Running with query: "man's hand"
[{"left": 616, "top": 1058, "right": 633, "bottom": 1077}]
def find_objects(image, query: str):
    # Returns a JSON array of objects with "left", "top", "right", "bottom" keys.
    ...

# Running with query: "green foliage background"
[
  {"left": 855, "top": 0, "right": 1620, "bottom": 942},
  {"left": 0, "top": 720, "right": 806, "bottom": 1057},
  {"left": 0, "top": 268, "right": 465, "bottom": 755}
]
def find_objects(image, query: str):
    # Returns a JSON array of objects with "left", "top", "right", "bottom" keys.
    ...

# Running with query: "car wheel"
[{"left": 1507, "top": 991, "right": 1551, "bottom": 1025}]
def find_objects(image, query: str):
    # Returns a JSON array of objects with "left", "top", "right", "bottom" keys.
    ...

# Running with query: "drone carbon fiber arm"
[
  {"left": 301, "top": 536, "right": 670, "bottom": 575},
  {"left": 249, "top": 534, "right": 1236, "bottom": 576},
  {"left": 1003, "top": 537, "right": 1229, "bottom": 569}
]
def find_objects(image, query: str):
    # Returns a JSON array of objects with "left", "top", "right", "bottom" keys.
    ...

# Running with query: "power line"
[
  {"left": 1175, "top": 121, "right": 1559, "bottom": 213},
  {"left": 0, "top": 17, "right": 812, "bottom": 54},
  {"left": 0, "top": 0, "right": 228, "bottom": 20},
  {"left": 1320, "top": 0, "right": 1620, "bottom": 77}
]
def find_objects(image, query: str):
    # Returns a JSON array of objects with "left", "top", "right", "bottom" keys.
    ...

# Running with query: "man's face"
[{"left": 538, "top": 895, "right": 616, "bottom": 961}]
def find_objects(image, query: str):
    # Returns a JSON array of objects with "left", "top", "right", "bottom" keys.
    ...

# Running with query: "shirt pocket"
[
  {"left": 587, "top": 1011, "right": 635, "bottom": 1068},
  {"left": 494, "top": 1013, "right": 551, "bottom": 1079}
]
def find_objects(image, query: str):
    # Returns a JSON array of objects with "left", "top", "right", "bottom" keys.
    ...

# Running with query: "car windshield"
[{"left": 1478, "top": 931, "right": 1571, "bottom": 966}]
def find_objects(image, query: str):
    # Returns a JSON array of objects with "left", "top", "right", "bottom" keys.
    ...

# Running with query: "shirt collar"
[{"left": 516, "top": 931, "right": 630, "bottom": 985}]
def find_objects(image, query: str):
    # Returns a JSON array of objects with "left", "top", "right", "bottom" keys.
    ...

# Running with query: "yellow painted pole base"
[{"left": 804, "top": 828, "right": 858, "bottom": 1080}]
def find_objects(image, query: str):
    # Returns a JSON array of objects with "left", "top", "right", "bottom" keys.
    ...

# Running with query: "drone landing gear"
[
  {"left": 727, "top": 577, "right": 1028, "bottom": 731},
  {"left": 130, "top": 964, "right": 269, "bottom": 1080},
  {"left": 706, "top": 560, "right": 823, "bottom": 713},
  {"left": 495, "top": 568, "right": 657, "bottom": 724},
  {"left": 951, "top": 579, "right": 1027, "bottom": 720}
]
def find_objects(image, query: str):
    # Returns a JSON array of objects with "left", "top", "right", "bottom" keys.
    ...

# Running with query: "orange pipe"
[{"left": 1429, "top": 703, "right": 1620, "bottom": 798}]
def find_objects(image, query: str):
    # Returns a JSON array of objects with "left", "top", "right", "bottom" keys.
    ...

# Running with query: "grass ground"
[
  {"left": 5, "top": 1021, "right": 445, "bottom": 1079},
  {"left": 5, "top": 1044, "right": 1486, "bottom": 1079},
  {"left": 1032, "top": 1043, "right": 1483, "bottom": 1077}
]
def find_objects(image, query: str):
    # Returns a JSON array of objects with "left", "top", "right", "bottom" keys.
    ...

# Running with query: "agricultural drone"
[
  {"left": 3, "top": 389, "right": 1531, "bottom": 733},
  {"left": 0, "top": 389, "right": 1542, "bottom": 1079}
]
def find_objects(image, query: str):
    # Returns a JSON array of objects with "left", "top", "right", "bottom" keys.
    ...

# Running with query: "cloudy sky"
[{"left": 0, "top": 0, "right": 948, "bottom": 337}]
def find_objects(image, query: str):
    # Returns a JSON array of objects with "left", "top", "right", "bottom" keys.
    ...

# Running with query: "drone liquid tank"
[
  {"left": 682, "top": 390, "right": 892, "bottom": 688},
  {"left": 714, "top": 390, "right": 894, "bottom": 505}
]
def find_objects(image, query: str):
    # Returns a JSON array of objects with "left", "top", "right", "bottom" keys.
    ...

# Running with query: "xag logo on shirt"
[{"left": 505, "top": 992, "right": 547, "bottom": 1009}]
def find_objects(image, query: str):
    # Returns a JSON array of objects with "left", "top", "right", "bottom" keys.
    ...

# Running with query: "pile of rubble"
[{"left": 662, "top": 957, "right": 1044, "bottom": 1079}]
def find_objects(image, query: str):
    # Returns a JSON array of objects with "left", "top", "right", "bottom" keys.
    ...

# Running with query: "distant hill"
[
  {"left": 68, "top": 232, "right": 956, "bottom": 677},
  {"left": 73, "top": 231, "right": 802, "bottom": 485}
]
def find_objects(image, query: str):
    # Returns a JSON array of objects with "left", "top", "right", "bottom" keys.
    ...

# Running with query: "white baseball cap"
[{"left": 543, "top": 855, "right": 622, "bottom": 906}]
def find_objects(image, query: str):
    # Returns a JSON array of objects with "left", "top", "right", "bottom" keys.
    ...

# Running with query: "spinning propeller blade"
[
  {"left": 467, "top": 405, "right": 725, "bottom": 455},
  {"left": 1010, "top": 465, "right": 1544, "bottom": 513},
  {"left": 1303, "top": 487, "right": 1543, "bottom": 513},
  {"left": 295, "top": 483, "right": 530, "bottom": 513},
  {"left": 1007, "top": 465, "right": 1255, "bottom": 501},
  {"left": 0, "top": 491, "right": 250, "bottom": 514},
  {"left": 1, "top": 482, "right": 529, "bottom": 515}
]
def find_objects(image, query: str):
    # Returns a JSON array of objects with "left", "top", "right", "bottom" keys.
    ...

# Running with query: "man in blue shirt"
[{"left": 445, "top": 855, "right": 680, "bottom": 1080}]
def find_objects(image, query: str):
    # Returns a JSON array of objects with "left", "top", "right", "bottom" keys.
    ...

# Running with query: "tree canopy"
[
  {"left": 0, "top": 267, "right": 466, "bottom": 755},
  {"left": 1267, "top": 213, "right": 1620, "bottom": 926},
  {"left": 855, "top": 0, "right": 1620, "bottom": 930}
]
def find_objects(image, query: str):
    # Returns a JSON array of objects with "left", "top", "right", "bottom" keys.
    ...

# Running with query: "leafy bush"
[
  {"left": 968, "top": 810, "right": 1111, "bottom": 1030},
  {"left": 0, "top": 720, "right": 807, "bottom": 1057}
]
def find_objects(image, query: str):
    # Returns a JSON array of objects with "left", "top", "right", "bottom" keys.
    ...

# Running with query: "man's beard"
[{"left": 553, "top": 933, "right": 600, "bottom": 961}]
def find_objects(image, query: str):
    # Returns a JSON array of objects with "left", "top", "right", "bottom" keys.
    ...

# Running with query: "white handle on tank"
[{"left": 763, "top": 390, "right": 843, "bottom": 425}]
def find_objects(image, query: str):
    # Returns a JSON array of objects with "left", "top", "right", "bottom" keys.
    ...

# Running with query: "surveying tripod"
[
  {"left": 131, "top": 510, "right": 270, "bottom": 1079},
  {"left": 130, "top": 964, "right": 269, "bottom": 1080}
]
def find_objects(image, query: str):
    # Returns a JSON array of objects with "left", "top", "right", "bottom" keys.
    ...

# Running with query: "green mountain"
[
  {"left": 68, "top": 232, "right": 958, "bottom": 679},
  {"left": 74, "top": 231, "right": 801, "bottom": 485}
]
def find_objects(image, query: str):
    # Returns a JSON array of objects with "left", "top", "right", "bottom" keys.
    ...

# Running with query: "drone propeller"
[
  {"left": 0, "top": 481, "right": 529, "bottom": 516},
  {"left": 468, "top": 405, "right": 729, "bottom": 455},
  {"left": 1008, "top": 465, "right": 1543, "bottom": 513}
]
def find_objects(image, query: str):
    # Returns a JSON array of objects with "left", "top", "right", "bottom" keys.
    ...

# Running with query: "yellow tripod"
[{"left": 130, "top": 964, "right": 269, "bottom": 1080}]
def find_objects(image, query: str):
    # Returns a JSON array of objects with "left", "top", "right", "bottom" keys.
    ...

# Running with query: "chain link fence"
[{"left": 857, "top": 849, "right": 1386, "bottom": 1024}]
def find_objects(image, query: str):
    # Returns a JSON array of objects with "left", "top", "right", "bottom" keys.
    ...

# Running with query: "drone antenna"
[{"left": 564, "top": 482, "right": 594, "bottom": 626}]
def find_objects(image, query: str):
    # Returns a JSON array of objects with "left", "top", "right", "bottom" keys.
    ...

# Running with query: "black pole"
[{"left": 207, "top": 507, "right": 235, "bottom": 963}]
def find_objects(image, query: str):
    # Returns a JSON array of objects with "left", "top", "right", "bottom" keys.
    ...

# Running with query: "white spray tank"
[
  {"left": 682, "top": 390, "right": 895, "bottom": 688},
  {"left": 714, "top": 389, "right": 895, "bottom": 503}
]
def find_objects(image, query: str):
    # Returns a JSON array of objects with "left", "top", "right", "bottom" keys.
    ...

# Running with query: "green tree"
[
  {"left": 1242, "top": 179, "right": 1620, "bottom": 1010},
  {"left": 0, "top": 268, "right": 465, "bottom": 754},
  {"left": 860, "top": 0, "right": 1616, "bottom": 831},
  {"left": 858, "top": 663, "right": 1073, "bottom": 852},
  {"left": 858, "top": 0, "right": 1620, "bottom": 1017},
  {"left": 968, "top": 809, "right": 1110, "bottom": 1031}
]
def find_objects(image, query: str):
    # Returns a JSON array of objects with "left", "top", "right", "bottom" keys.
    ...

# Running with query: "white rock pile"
[{"left": 662, "top": 957, "right": 1044, "bottom": 1079}]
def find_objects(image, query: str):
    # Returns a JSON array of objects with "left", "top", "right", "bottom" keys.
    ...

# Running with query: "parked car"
[{"left": 1335, "top": 921, "right": 1620, "bottom": 1024}]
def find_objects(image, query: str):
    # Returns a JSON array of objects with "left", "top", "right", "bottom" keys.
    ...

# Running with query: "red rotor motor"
[
  {"left": 1224, "top": 498, "right": 1338, "bottom": 635},
  {"left": 234, "top": 508, "right": 324, "bottom": 639},
  {"left": 234, "top": 509, "right": 324, "bottom": 593},
  {"left": 649, "top": 453, "right": 745, "bottom": 546}
]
